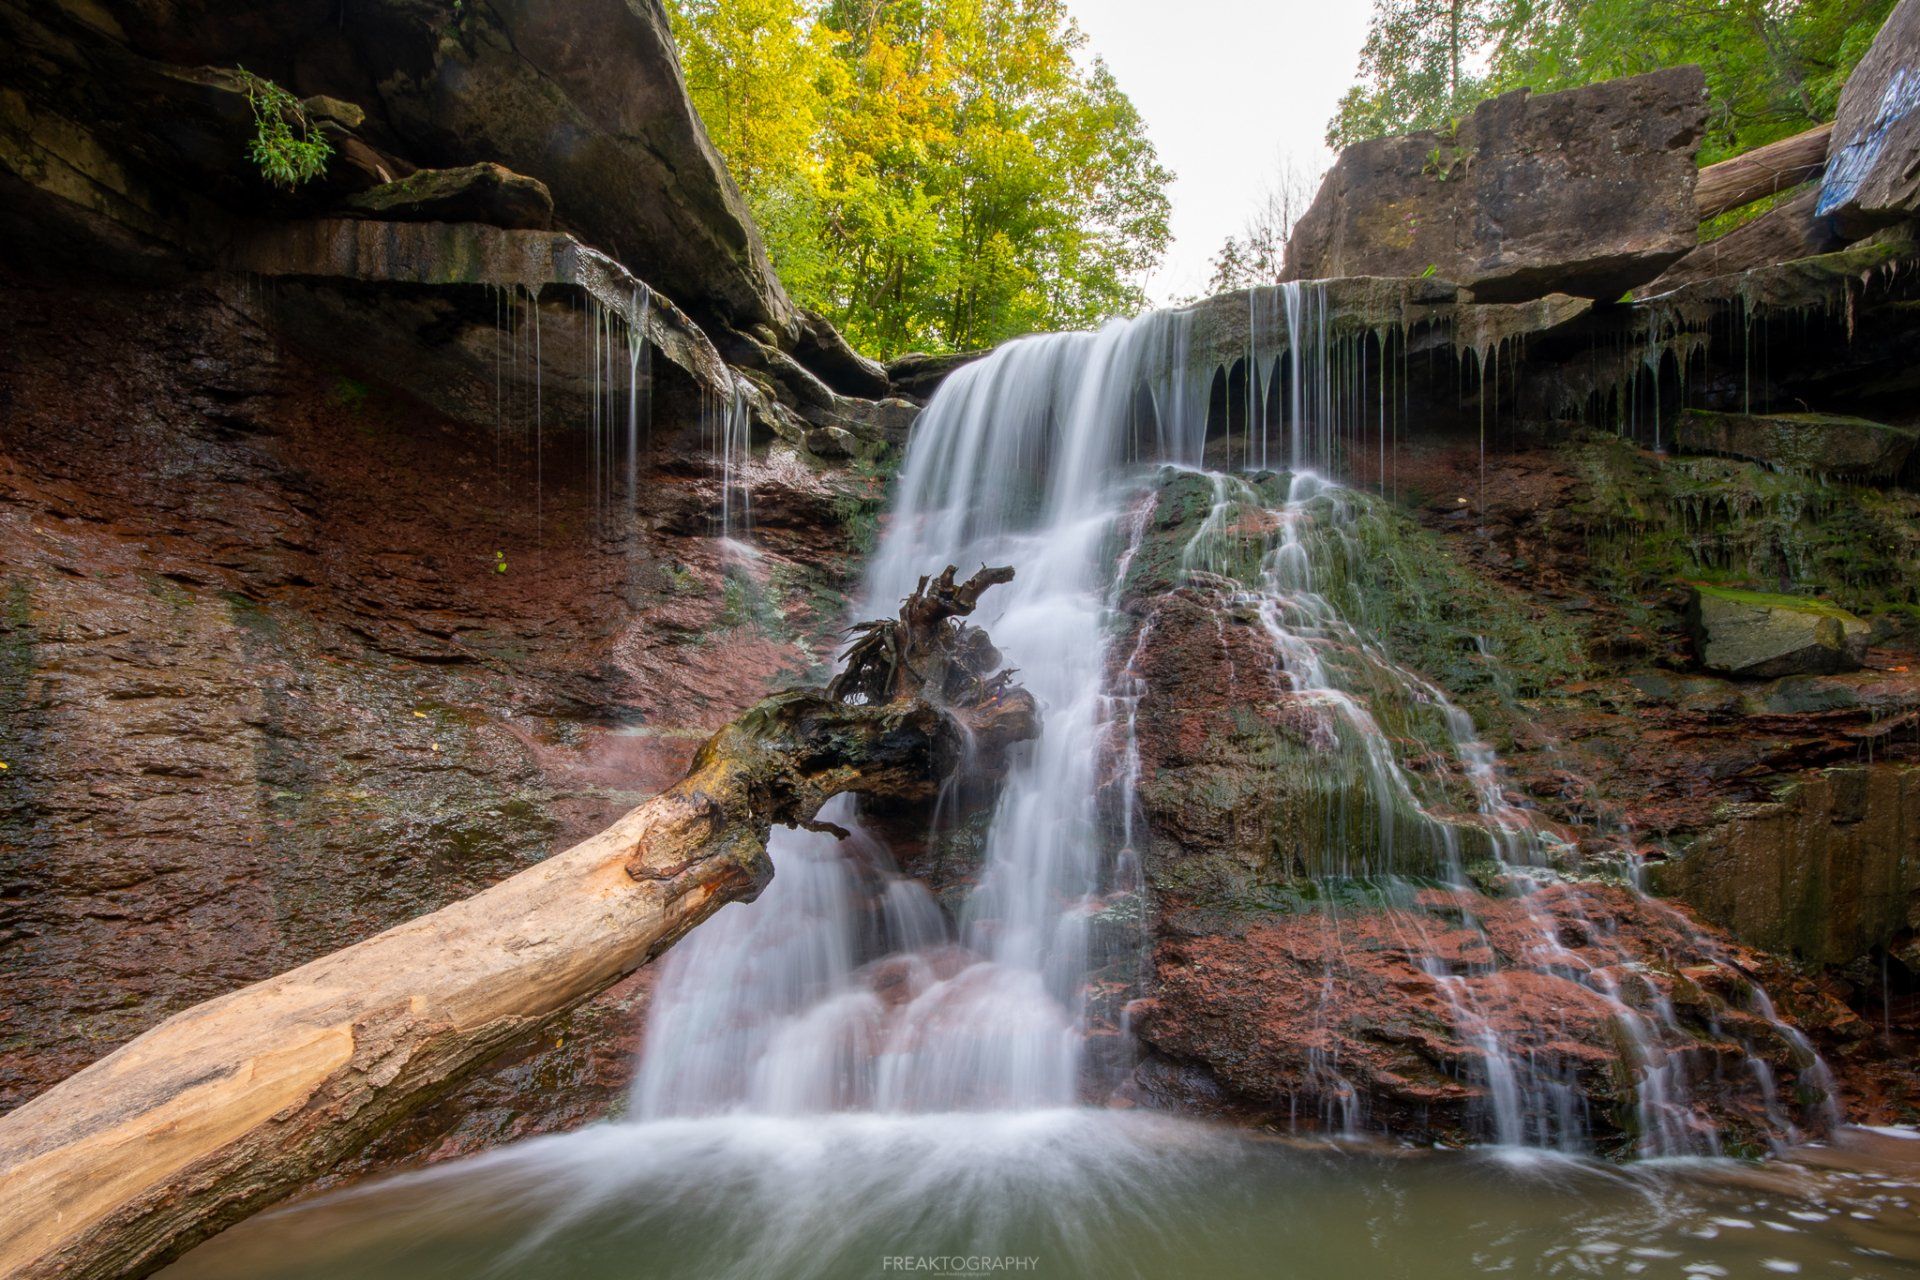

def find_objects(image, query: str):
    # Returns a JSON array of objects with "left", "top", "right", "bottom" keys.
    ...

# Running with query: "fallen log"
[
  {"left": 1695, "top": 123, "right": 1833, "bottom": 222},
  {"left": 1645, "top": 187, "right": 1846, "bottom": 293},
  {"left": 0, "top": 566, "right": 1036, "bottom": 1280}
]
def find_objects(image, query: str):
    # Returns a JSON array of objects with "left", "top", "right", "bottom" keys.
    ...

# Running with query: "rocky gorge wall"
[
  {"left": 4, "top": 0, "right": 1920, "bottom": 1206},
  {"left": 0, "top": 0, "right": 924, "bottom": 1170}
]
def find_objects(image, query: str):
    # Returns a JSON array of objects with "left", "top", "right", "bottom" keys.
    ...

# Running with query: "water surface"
[{"left": 164, "top": 1114, "right": 1920, "bottom": 1280}]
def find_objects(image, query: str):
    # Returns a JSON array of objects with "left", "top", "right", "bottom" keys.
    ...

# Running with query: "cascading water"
[
  {"left": 162, "top": 287, "right": 1919, "bottom": 1280},
  {"left": 637, "top": 318, "right": 1204, "bottom": 1116},
  {"left": 635, "top": 282, "right": 1835, "bottom": 1155}
]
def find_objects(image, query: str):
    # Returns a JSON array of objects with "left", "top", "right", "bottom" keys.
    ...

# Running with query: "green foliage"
[
  {"left": 1329, "top": 0, "right": 1897, "bottom": 164},
  {"left": 1569, "top": 434, "right": 1920, "bottom": 615},
  {"left": 239, "top": 70, "right": 332, "bottom": 189},
  {"left": 1330, "top": 0, "right": 1490, "bottom": 150},
  {"left": 668, "top": 0, "right": 1172, "bottom": 357}
]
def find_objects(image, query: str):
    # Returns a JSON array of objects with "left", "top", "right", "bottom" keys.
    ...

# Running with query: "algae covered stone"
[
  {"left": 1674, "top": 408, "right": 1918, "bottom": 482},
  {"left": 1687, "top": 585, "right": 1870, "bottom": 678}
]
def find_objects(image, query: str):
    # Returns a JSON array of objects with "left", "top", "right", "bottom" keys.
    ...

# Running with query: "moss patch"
[{"left": 1570, "top": 433, "right": 1920, "bottom": 617}]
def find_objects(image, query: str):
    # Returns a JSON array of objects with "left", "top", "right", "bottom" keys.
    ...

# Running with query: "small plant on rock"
[{"left": 238, "top": 69, "right": 331, "bottom": 190}]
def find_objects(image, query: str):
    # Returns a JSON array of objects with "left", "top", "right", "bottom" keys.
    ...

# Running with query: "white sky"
[{"left": 1065, "top": 0, "right": 1373, "bottom": 305}]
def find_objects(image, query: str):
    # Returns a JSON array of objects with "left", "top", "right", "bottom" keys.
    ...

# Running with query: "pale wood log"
[
  {"left": 1696, "top": 123, "right": 1833, "bottom": 222},
  {"left": 0, "top": 569, "right": 1035, "bottom": 1280}
]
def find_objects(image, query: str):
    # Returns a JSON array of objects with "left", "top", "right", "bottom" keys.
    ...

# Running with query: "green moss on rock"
[
  {"left": 1687, "top": 584, "right": 1870, "bottom": 678},
  {"left": 1571, "top": 433, "right": 1920, "bottom": 618},
  {"left": 1674, "top": 408, "right": 1918, "bottom": 481}
]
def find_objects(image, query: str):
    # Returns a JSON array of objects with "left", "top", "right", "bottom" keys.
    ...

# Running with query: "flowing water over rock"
[
  {"left": 164, "top": 287, "right": 1912, "bottom": 1278},
  {"left": 635, "top": 286, "right": 1835, "bottom": 1151}
]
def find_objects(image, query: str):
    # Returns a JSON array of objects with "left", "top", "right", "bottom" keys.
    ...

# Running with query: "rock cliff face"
[
  {"left": 0, "top": 268, "right": 886, "bottom": 1123},
  {"left": 4, "top": 0, "right": 1920, "bottom": 1212},
  {"left": 0, "top": 0, "right": 907, "bottom": 1165},
  {"left": 1284, "top": 67, "right": 1708, "bottom": 300}
]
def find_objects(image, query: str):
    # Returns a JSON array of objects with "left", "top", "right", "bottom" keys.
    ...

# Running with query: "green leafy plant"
[
  {"left": 1330, "top": 0, "right": 1897, "bottom": 164},
  {"left": 668, "top": 0, "right": 1172, "bottom": 357},
  {"left": 239, "top": 69, "right": 331, "bottom": 190}
]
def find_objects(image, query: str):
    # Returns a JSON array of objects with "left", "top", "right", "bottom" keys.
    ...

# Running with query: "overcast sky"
[{"left": 1065, "top": 0, "right": 1373, "bottom": 306}]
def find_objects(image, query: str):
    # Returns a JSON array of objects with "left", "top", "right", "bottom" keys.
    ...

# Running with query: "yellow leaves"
[{"left": 669, "top": 0, "right": 1169, "bottom": 355}]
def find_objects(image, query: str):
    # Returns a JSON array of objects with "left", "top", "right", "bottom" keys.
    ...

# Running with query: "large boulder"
[
  {"left": 1687, "top": 585, "right": 1871, "bottom": 678},
  {"left": 1817, "top": 0, "right": 1920, "bottom": 236},
  {"left": 1674, "top": 407, "right": 1918, "bottom": 481},
  {"left": 1284, "top": 67, "right": 1707, "bottom": 302}
]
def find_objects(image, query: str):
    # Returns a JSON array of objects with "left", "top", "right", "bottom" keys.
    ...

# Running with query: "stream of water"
[{"left": 165, "top": 290, "right": 1920, "bottom": 1278}]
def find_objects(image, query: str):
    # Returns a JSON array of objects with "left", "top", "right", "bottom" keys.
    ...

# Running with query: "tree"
[
  {"left": 667, "top": 0, "right": 844, "bottom": 303},
  {"left": 1484, "top": 0, "right": 1896, "bottom": 162},
  {"left": 1328, "top": 0, "right": 1897, "bottom": 163},
  {"left": 1329, "top": 0, "right": 1494, "bottom": 149},
  {"left": 669, "top": 0, "right": 1173, "bottom": 356},
  {"left": 1205, "top": 154, "right": 1325, "bottom": 295}
]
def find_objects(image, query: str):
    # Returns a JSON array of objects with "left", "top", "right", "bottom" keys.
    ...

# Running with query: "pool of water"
[{"left": 164, "top": 1113, "right": 1920, "bottom": 1280}]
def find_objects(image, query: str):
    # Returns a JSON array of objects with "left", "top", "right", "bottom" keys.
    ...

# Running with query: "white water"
[
  {"left": 635, "top": 285, "right": 1833, "bottom": 1152},
  {"left": 158, "top": 287, "right": 1894, "bottom": 1280},
  {"left": 638, "top": 315, "right": 1207, "bottom": 1116}
]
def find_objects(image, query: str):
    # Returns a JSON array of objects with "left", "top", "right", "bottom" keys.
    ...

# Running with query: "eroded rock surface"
[
  {"left": 1657, "top": 764, "right": 1920, "bottom": 966},
  {"left": 1688, "top": 586, "right": 1871, "bottom": 679},
  {"left": 1134, "top": 881, "right": 1853, "bottom": 1152},
  {"left": 1818, "top": 0, "right": 1920, "bottom": 235},
  {"left": 0, "top": 271, "right": 881, "bottom": 1126},
  {"left": 1284, "top": 67, "right": 1707, "bottom": 301}
]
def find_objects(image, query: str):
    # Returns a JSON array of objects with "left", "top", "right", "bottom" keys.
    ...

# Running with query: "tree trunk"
[
  {"left": 1648, "top": 187, "right": 1846, "bottom": 294},
  {"left": 1695, "top": 123, "right": 1833, "bottom": 222},
  {"left": 0, "top": 568, "right": 1035, "bottom": 1280}
]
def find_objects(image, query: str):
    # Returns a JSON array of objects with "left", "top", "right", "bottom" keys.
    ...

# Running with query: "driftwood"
[
  {"left": 0, "top": 566, "right": 1035, "bottom": 1280},
  {"left": 831, "top": 563, "right": 1018, "bottom": 705},
  {"left": 1695, "top": 123, "right": 1833, "bottom": 222}
]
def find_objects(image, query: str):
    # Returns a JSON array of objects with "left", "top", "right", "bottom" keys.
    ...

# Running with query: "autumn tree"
[{"left": 669, "top": 0, "right": 1173, "bottom": 356}]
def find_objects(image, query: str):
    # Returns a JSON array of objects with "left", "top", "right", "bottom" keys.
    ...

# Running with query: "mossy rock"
[
  {"left": 1686, "top": 584, "right": 1869, "bottom": 678},
  {"left": 1674, "top": 408, "right": 1918, "bottom": 482},
  {"left": 1569, "top": 434, "right": 1920, "bottom": 616},
  {"left": 342, "top": 163, "right": 554, "bottom": 231}
]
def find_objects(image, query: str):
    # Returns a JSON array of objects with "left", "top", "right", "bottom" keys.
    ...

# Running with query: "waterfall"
[
  {"left": 636, "top": 315, "right": 1196, "bottom": 1116},
  {"left": 633, "top": 285, "right": 1833, "bottom": 1151},
  {"left": 716, "top": 380, "right": 751, "bottom": 545}
]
